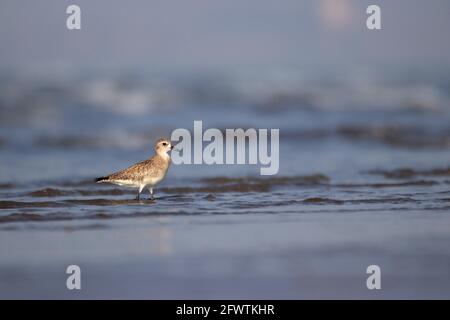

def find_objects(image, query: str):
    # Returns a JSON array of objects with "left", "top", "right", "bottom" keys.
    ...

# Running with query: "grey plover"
[{"left": 95, "top": 138, "right": 173, "bottom": 200}]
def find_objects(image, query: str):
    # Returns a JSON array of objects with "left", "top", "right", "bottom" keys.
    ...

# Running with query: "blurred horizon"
[{"left": 1, "top": 0, "right": 450, "bottom": 75}]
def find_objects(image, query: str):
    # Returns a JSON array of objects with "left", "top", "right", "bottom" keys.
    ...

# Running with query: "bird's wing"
[{"left": 107, "top": 158, "right": 155, "bottom": 182}]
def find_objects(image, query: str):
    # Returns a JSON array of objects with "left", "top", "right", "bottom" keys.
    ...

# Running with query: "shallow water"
[{"left": 1, "top": 70, "right": 450, "bottom": 298}]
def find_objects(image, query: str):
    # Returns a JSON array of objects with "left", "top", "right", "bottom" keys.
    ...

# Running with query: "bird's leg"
[
  {"left": 148, "top": 187, "right": 154, "bottom": 200},
  {"left": 136, "top": 185, "right": 145, "bottom": 201}
]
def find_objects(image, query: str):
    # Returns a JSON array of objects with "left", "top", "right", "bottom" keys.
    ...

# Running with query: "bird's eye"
[{"left": 162, "top": 142, "right": 167, "bottom": 146}]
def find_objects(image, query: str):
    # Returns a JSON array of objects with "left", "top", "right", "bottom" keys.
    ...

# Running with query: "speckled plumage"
[
  {"left": 96, "top": 138, "right": 173, "bottom": 200},
  {"left": 106, "top": 155, "right": 169, "bottom": 183}
]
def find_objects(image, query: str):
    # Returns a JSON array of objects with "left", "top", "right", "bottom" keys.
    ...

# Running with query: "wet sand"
[{"left": 2, "top": 208, "right": 450, "bottom": 299}]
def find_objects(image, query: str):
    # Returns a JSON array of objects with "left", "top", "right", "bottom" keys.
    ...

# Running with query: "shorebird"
[{"left": 95, "top": 138, "right": 173, "bottom": 200}]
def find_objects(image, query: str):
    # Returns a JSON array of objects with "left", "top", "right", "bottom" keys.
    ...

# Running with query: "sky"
[{"left": 0, "top": 0, "right": 449, "bottom": 73}]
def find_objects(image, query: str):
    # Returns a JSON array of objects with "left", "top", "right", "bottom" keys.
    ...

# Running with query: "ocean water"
[{"left": 1, "top": 68, "right": 450, "bottom": 298}]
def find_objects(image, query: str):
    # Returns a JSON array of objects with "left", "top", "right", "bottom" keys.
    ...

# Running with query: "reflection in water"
[{"left": 154, "top": 217, "right": 173, "bottom": 256}]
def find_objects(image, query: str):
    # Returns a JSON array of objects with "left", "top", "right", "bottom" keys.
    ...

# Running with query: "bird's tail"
[{"left": 95, "top": 176, "right": 110, "bottom": 183}]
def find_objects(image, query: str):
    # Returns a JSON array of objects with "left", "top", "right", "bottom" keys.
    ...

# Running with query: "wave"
[
  {"left": 26, "top": 188, "right": 128, "bottom": 197},
  {"left": 9, "top": 176, "right": 443, "bottom": 203},
  {"left": 333, "top": 180, "right": 438, "bottom": 188},
  {"left": 2, "top": 72, "right": 450, "bottom": 121},
  {"left": 0, "top": 200, "right": 449, "bottom": 224},
  {"left": 300, "top": 197, "right": 420, "bottom": 205},
  {"left": 0, "top": 183, "right": 15, "bottom": 189},
  {"left": 0, "top": 209, "right": 193, "bottom": 224},
  {"left": 27, "top": 188, "right": 72, "bottom": 197},
  {"left": 0, "top": 172, "right": 446, "bottom": 224},
  {"left": 301, "top": 197, "right": 344, "bottom": 205},
  {"left": 15, "top": 174, "right": 331, "bottom": 198},
  {"left": 282, "top": 126, "right": 450, "bottom": 149},
  {"left": 7, "top": 125, "right": 449, "bottom": 151},
  {"left": 200, "top": 174, "right": 330, "bottom": 185},
  {"left": 368, "top": 167, "right": 450, "bottom": 179},
  {"left": 0, "top": 200, "right": 65, "bottom": 209},
  {"left": 0, "top": 223, "right": 108, "bottom": 232}
]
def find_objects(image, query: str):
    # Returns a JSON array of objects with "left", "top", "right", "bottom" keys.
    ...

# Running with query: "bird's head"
[{"left": 154, "top": 138, "right": 173, "bottom": 157}]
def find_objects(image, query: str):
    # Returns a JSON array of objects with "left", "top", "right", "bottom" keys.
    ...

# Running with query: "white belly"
[
  {"left": 107, "top": 169, "right": 167, "bottom": 189},
  {"left": 143, "top": 174, "right": 165, "bottom": 187},
  {"left": 110, "top": 180, "right": 141, "bottom": 188}
]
